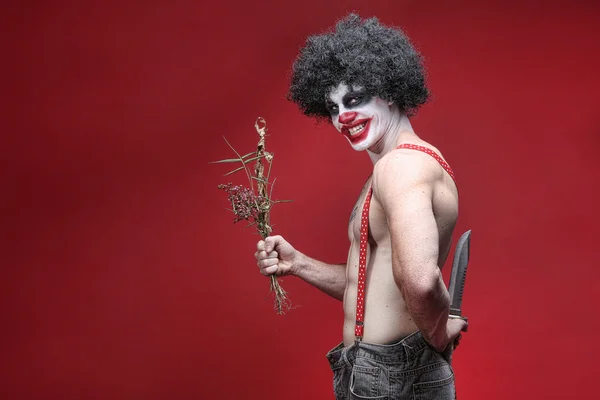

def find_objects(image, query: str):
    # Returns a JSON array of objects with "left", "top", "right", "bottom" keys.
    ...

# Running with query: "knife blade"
[{"left": 448, "top": 230, "right": 471, "bottom": 319}]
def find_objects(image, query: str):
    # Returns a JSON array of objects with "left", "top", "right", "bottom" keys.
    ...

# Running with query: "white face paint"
[{"left": 326, "top": 83, "right": 395, "bottom": 152}]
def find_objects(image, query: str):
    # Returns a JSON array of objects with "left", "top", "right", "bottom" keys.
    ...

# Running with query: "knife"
[{"left": 448, "top": 230, "right": 471, "bottom": 321}]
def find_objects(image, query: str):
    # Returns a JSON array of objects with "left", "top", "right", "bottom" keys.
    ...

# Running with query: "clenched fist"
[
  {"left": 428, "top": 316, "right": 469, "bottom": 354},
  {"left": 255, "top": 235, "right": 299, "bottom": 277}
]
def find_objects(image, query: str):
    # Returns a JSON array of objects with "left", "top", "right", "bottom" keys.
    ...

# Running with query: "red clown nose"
[{"left": 338, "top": 112, "right": 357, "bottom": 125}]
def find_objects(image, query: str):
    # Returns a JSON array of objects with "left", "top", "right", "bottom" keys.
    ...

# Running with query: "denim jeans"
[{"left": 326, "top": 331, "right": 455, "bottom": 400}]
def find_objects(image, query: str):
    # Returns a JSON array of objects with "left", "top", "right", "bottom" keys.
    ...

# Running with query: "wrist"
[
  {"left": 421, "top": 314, "right": 450, "bottom": 352},
  {"left": 425, "top": 331, "right": 449, "bottom": 353},
  {"left": 289, "top": 251, "right": 307, "bottom": 276}
]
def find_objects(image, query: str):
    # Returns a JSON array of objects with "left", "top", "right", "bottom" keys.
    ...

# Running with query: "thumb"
[
  {"left": 265, "top": 236, "right": 279, "bottom": 253},
  {"left": 455, "top": 316, "right": 468, "bottom": 332},
  {"left": 448, "top": 317, "right": 468, "bottom": 336}
]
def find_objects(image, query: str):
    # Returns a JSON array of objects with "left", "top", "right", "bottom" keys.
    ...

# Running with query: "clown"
[{"left": 255, "top": 14, "right": 467, "bottom": 400}]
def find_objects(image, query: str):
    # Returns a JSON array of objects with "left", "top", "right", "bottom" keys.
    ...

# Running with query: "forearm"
[
  {"left": 402, "top": 271, "right": 450, "bottom": 350},
  {"left": 292, "top": 253, "right": 347, "bottom": 301}
]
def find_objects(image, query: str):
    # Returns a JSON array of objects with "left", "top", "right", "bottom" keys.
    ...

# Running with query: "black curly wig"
[{"left": 288, "top": 14, "right": 430, "bottom": 121}]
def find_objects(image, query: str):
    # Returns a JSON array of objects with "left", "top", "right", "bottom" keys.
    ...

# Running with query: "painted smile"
[{"left": 342, "top": 118, "right": 372, "bottom": 144}]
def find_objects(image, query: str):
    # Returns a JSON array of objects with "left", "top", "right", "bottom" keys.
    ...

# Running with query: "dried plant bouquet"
[{"left": 212, "top": 117, "right": 291, "bottom": 314}]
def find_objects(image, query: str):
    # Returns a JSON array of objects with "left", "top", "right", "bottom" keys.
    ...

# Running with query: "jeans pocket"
[
  {"left": 349, "top": 365, "right": 388, "bottom": 400},
  {"left": 412, "top": 368, "right": 455, "bottom": 400}
]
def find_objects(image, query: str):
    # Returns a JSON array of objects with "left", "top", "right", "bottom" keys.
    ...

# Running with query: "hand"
[
  {"left": 447, "top": 316, "right": 468, "bottom": 351},
  {"left": 430, "top": 316, "right": 469, "bottom": 353},
  {"left": 255, "top": 235, "right": 299, "bottom": 277}
]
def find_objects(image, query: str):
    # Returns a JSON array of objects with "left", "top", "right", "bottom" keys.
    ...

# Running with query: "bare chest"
[{"left": 347, "top": 181, "right": 389, "bottom": 246}]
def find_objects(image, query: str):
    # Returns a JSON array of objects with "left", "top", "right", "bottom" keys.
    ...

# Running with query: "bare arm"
[
  {"left": 256, "top": 236, "right": 347, "bottom": 301},
  {"left": 294, "top": 254, "right": 346, "bottom": 301},
  {"left": 373, "top": 151, "right": 462, "bottom": 351}
]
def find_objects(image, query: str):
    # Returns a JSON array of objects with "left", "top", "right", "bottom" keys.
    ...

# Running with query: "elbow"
[
  {"left": 412, "top": 275, "right": 439, "bottom": 300},
  {"left": 401, "top": 269, "right": 446, "bottom": 305}
]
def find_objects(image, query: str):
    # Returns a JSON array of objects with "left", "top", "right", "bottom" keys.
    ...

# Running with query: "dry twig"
[{"left": 213, "top": 117, "right": 291, "bottom": 314}]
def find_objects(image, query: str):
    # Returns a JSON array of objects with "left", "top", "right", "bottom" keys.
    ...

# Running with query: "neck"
[{"left": 366, "top": 112, "right": 419, "bottom": 165}]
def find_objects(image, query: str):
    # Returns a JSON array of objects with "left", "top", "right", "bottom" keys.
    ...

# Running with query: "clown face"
[{"left": 326, "top": 83, "right": 395, "bottom": 152}]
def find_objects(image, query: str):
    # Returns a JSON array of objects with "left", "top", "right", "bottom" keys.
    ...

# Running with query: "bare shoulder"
[{"left": 372, "top": 147, "right": 443, "bottom": 195}]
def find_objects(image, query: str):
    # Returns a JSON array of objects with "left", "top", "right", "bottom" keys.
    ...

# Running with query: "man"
[{"left": 255, "top": 14, "right": 468, "bottom": 399}]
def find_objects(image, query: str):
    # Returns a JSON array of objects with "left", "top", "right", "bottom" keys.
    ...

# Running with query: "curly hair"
[{"left": 288, "top": 14, "right": 430, "bottom": 121}]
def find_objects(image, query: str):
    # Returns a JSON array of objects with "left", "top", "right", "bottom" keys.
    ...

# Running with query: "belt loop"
[{"left": 402, "top": 340, "right": 413, "bottom": 361}]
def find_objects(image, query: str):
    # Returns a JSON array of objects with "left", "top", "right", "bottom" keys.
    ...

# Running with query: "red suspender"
[
  {"left": 396, "top": 143, "right": 456, "bottom": 181},
  {"left": 354, "top": 187, "right": 372, "bottom": 341},
  {"left": 353, "top": 143, "right": 455, "bottom": 342}
]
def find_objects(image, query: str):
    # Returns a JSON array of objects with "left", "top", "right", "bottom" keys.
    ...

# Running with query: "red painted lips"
[{"left": 341, "top": 118, "right": 372, "bottom": 144}]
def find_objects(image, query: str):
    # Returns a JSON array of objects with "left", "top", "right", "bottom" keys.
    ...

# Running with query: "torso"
[{"left": 342, "top": 141, "right": 458, "bottom": 346}]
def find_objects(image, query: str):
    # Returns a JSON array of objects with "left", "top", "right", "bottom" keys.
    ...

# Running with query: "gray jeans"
[{"left": 326, "top": 331, "right": 455, "bottom": 400}]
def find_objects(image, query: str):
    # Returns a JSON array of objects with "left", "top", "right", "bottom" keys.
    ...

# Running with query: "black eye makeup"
[
  {"left": 325, "top": 89, "right": 371, "bottom": 116},
  {"left": 343, "top": 90, "right": 371, "bottom": 109},
  {"left": 325, "top": 101, "right": 339, "bottom": 115}
]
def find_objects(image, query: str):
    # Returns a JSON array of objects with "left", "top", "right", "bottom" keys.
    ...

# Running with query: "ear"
[{"left": 388, "top": 100, "right": 394, "bottom": 106}]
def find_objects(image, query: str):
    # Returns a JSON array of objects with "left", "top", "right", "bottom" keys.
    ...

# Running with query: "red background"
[{"left": 3, "top": 0, "right": 600, "bottom": 399}]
